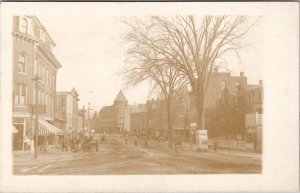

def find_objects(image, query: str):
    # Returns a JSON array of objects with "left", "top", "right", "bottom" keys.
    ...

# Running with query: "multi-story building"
[
  {"left": 92, "top": 90, "right": 131, "bottom": 133},
  {"left": 55, "top": 88, "right": 79, "bottom": 135},
  {"left": 244, "top": 81, "right": 263, "bottom": 152},
  {"left": 129, "top": 70, "right": 263, "bottom": 148},
  {"left": 12, "top": 16, "right": 62, "bottom": 150}
]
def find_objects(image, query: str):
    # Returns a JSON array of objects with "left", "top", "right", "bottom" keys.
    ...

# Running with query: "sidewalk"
[
  {"left": 126, "top": 135, "right": 261, "bottom": 160},
  {"left": 209, "top": 149, "right": 261, "bottom": 160},
  {"left": 13, "top": 150, "right": 80, "bottom": 166}
]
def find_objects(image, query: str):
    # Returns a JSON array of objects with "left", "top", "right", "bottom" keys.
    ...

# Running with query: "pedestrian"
[
  {"left": 214, "top": 140, "right": 218, "bottom": 152},
  {"left": 62, "top": 139, "right": 65, "bottom": 152},
  {"left": 78, "top": 140, "right": 82, "bottom": 154},
  {"left": 96, "top": 141, "right": 99, "bottom": 152},
  {"left": 125, "top": 137, "right": 128, "bottom": 144}
]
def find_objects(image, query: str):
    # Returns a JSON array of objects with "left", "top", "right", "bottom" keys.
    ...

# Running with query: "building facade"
[
  {"left": 92, "top": 90, "right": 132, "bottom": 134},
  {"left": 12, "top": 16, "right": 62, "bottom": 150},
  {"left": 55, "top": 88, "right": 79, "bottom": 135},
  {"left": 128, "top": 70, "right": 263, "bottom": 150}
]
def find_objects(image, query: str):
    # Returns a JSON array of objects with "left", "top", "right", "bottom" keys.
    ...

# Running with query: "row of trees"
[{"left": 122, "top": 16, "right": 252, "bottom": 141}]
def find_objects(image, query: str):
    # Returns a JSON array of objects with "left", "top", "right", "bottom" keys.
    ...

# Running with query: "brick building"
[
  {"left": 12, "top": 16, "right": 62, "bottom": 150},
  {"left": 129, "top": 70, "right": 263, "bottom": 148},
  {"left": 92, "top": 90, "right": 139, "bottom": 134}
]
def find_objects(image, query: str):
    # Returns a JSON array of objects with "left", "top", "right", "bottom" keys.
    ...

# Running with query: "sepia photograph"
[{"left": 0, "top": 2, "right": 298, "bottom": 192}]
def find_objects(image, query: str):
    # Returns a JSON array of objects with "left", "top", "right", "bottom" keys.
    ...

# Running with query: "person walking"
[
  {"left": 62, "top": 139, "right": 65, "bottom": 152},
  {"left": 134, "top": 136, "right": 138, "bottom": 146},
  {"left": 214, "top": 140, "right": 218, "bottom": 152}
]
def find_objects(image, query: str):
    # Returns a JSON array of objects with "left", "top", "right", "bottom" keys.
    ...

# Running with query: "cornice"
[{"left": 12, "top": 31, "right": 39, "bottom": 44}]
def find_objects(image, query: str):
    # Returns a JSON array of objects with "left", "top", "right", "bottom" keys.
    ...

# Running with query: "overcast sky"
[{"left": 37, "top": 14, "right": 264, "bottom": 112}]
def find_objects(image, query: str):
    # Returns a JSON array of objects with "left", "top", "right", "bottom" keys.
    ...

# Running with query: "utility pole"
[
  {"left": 87, "top": 103, "right": 94, "bottom": 137},
  {"left": 87, "top": 103, "right": 91, "bottom": 136},
  {"left": 32, "top": 75, "right": 41, "bottom": 159},
  {"left": 82, "top": 105, "right": 85, "bottom": 137}
]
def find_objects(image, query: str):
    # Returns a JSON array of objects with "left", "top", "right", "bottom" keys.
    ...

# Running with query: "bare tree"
[
  {"left": 123, "top": 19, "right": 188, "bottom": 142},
  {"left": 123, "top": 16, "right": 252, "bottom": 131}
]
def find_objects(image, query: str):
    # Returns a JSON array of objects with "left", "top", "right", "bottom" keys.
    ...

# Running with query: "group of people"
[
  {"left": 61, "top": 136, "right": 98, "bottom": 154},
  {"left": 123, "top": 134, "right": 148, "bottom": 147}
]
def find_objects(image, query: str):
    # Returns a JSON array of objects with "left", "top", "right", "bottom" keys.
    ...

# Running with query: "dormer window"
[{"left": 20, "top": 18, "right": 27, "bottom": 34}]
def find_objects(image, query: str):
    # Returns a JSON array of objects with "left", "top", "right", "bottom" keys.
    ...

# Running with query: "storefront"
[{"left": 12, "top": 117, "right": 27, "bottom": 151}]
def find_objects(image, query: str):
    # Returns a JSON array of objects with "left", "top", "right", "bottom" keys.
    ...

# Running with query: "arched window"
[
  {"left": 20, "top": 18, "right": 27, "bottom": 34},
  {"left": 18, "top": 53, "right": 27, "bottom": 73}
]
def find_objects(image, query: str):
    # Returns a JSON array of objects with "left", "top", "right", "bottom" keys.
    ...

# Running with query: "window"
[
  {"left": 256, "top": 108, "right": 263, "bottom": 114},
  {"left": 14, "top": 84, "right": 27, "bottom": 106},
  {"left": 45, "top": 94, "right": 48, "bottom": 113},
  {"left": 18, "top": 53, "right": 27, "bottom": 73},
  {"left": 41, "top": 91, "right": 44, "bottom": 105},
  {"left": 236, "top": 81, "right": 241, "bottom": 88},
  {"left": 20, "top": 18, "right": 27, "bottom": 34},
  {"left": 34, "top": 58, "right": 38, "bottom": 75},
  {"left": 49, "top": 74, "right": 52, "bottom": 88},
  {"left": 259, "top": 92, "right": 262, "bottom": 102},
  {"left": 39, "top": 61, "right": 42, "bottom": 78},
  {"left": 38, "top": 90, "right": 41, "bottom": 105},
  {"left": 60, "top": 98, "right": 66, "bottom": 107},
  {"left": 42, "top": 65, "right": 45, "bottom": 82},
  {"left": 46, "top": 69, "right": 48, "bottom": 86},
  {"left": 33, "top": 88, "right": 36, "bottom": 105}
]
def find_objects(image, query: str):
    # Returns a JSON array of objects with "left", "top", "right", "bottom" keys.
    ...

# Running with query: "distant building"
[
  {"left": 55, "top": 88, "right": 80, "bottom": 135},
  {"left": 92, "top": 90, "right": 138, "bottom": 134},
  {"left": 12, "top": 16, "right": 62, "bottom": 151}
]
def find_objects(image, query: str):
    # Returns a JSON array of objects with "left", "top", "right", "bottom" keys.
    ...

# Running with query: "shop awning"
[{"left": 38, "top": 119, "right": 63, "bottom": 136}]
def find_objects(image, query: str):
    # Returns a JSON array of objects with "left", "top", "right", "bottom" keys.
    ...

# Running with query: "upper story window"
[
  {"left": 59, "top": 98, "right": 66, "bottom": 107},
  {"left": 18, "top": 53, "right": 27, "bottom": 74},
  {"left": 14, "top": 83, "right": 27, "bottom": 106},
  {"left": 259, "top": 92, "right": 262, "bottom": 102},
  {"left": 236, "top": 81, "right": 241, "bottom": 88},
  {"left": 20, "top": 18, "right": 27, "bottom": 34}
]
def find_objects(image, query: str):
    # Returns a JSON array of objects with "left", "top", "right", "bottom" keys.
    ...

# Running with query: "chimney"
[
  {"left": 214, "top": 68, "right": 218, "bottom": 73},
  {"left": 240, "top": 72, "right": 244, "bottom": 77},
  {"left": 259, "top": 80, "right": 263, "bottom": 85}
]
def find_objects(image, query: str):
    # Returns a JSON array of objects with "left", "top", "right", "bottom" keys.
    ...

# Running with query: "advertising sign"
[{"left": 196, "top": 130, "right": 208, "bottom": 150}]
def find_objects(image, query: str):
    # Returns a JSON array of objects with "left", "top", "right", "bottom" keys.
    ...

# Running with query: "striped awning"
[{"left": 38, "top": 119, "right": 63, "bottom": 136}]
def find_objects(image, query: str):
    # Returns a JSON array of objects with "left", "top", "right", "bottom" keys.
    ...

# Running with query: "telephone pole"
[
  {"left": 32, "top": 75, "right": 41, "bottom": 159},
  {"left": 82, "top": 105, "right": 85, "bottom": 137}
]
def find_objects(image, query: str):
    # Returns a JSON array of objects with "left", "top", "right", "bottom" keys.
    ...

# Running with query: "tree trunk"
[
  {"left": 166, "top": 97, "right": 173, "bottom": 143},
  {"left": 194, "top": 87, "right": 205, "bottom": 130}
]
